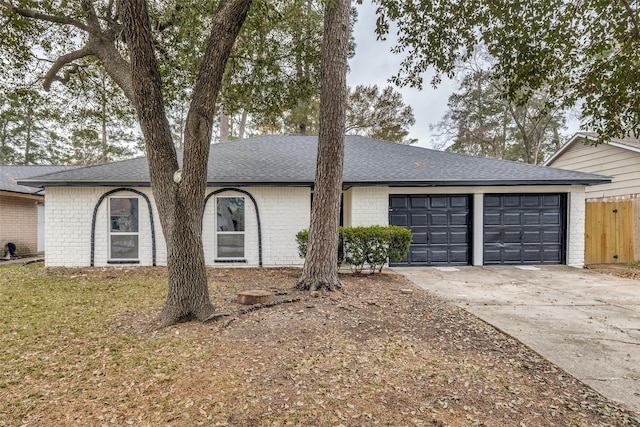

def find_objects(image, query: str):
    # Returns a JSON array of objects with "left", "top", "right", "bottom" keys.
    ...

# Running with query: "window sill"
[
  {"left": 108, "top": 260, "right": 140, "bottom": 265},
  {"left": 214, "top": 259, "right": 247, "bottom": 263}
]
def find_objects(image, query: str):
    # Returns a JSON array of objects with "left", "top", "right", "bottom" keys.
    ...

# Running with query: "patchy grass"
[{"left": 1, "top": 263, "right": 638, "bottom": 426}]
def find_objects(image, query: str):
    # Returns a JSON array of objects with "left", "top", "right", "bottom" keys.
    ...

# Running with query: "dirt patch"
[
  {"left": 587, "top": 264, "right": 640, "bottom": 280},
  {"left": 126, "top": 267, "right": 637, "bottom": 426}
]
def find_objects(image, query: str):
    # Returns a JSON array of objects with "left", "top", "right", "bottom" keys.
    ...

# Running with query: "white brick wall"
[
  {"left": 203, "top": 187, "right": 311, "bottom": 266},
  {"left": 566, "top": 185, "right": 586, "bottom": 267},
  {"left": 350, "top": 187, "right": 389, "bottom": 226},
  {"left": 45, "top": 187, "right": 100, "bottom": 267},
  {"left": 44, "top": 184, "right": 588, "bottom": 268},
  {"left": 46, "top": 186, "right": 312, "bottom": 267},
  {"left": 249, "top": 187, "right": 310, "bottom": 266}
]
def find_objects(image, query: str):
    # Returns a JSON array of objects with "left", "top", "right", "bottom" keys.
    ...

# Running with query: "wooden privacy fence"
[{"left": 585, "top": 200, "right": 640, "bottom": 264}]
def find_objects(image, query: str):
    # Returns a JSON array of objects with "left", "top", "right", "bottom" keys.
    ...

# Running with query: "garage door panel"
[
  {"left": 503, "top": 249, "right": 524, "bottom": 262},
  {"left": 429, "top": 196, "right": 448, "bottom": 209},
  {"left": 542, "top": 212, "right": 561, "bottom": 225},
  {"left": 450, "top": 196, "right": 469, "bottom": 208},
  {"left": 450, "top": 213, "right": 468, "bottom": 225},
  {"left": 450, "top": 250, "right": 470, "bottom": 263},
  {"left": 543, "top": 248, "right": 562, "bottom": 262},
  {"left": 484, "top": 193, "right": 566, "bottom": 265},
  {"left": 390, "top": 213, "right": 408, "bottom": 227},
  {"left": 390, "top": 196, "right": 408, "bottom": 209},
  {"left": 522, "top": 231, "right": 542, "bottom": 244},
  {"left": 523, "top": 196, "right": 541, "bottom": 207},
  {"left": 389, "top": 195, "right": 471, "bottom": 266},
  {"left": 504, "top": 213, "right": 522, "bottom": 225},
  {"left": 484, "top": 213, "right": 501, "bottom": 225},
  {"left": 543, "top": 195, "right": 561, "bottom": 206},
  {"left": 504, "top": 196, "right": 522, "bottom": 207},
  {"left": 523, "top": 213, "right": 540, "bottom": 225},
  {"left": 430, "top": 250, "right": 450, "bottom": 263},
  {"left": 484, "top": 196, "right": 501, "bottom": 207},
  {"left": 503, "top": 231, "right": 522, "bottom": 243},
  {"left": 523, "top": 249, "right": 542, "bottom": 262},
  {"left": 430, "top": 213, "right": 449, "bottom": 226},
  {"left": 410, "top": 213, "right": 428, "bottom": 226},
  {"left": 410, "top": 196, "right": 428, "bottom": 209},
  {"left": 411, "top": 229, "right": 428, "bottom": 244},
  {"left": 543, "top": 231, "right": 562, "bottom": 243},
  {"left": 450, "top": 231, "right": 468, "bottom": 244},
  {"left": 429, "top": 231, "right": 449, "bottom": 245},
  {"left": 410, "top": 249, "right": 429, "bottom": 263}
]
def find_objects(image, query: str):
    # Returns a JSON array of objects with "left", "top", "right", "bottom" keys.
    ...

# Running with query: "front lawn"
[{"left": 0, "top": 263, "right": 637, "bottom": 426}]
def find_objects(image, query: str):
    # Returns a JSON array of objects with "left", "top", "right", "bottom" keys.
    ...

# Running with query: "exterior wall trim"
[
  {"left": 90, "top": 188, "right": 157, "bottom": 267},
  {"left": 204, "top": 188, "right": 263, "bottom": 267}
]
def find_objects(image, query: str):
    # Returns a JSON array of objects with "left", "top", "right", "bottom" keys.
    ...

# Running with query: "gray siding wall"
[{"left": 549, "top": 142, "right": 640, "bottom": 199}]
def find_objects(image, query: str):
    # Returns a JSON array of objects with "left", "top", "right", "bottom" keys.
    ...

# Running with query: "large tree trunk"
[
  {"left": 118, "top": 0, "right": 251, "bottom": 327},
  {"left": 296, "top": 0, "right": 350, "bottom": 292}
]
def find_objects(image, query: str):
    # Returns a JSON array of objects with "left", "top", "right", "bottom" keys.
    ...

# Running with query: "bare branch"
[
  {"left": 43, "top": 46, "right": 95, "bottom": 90},
  {"left": 0, "top": 1, "right": 93, "bottom": 33}
]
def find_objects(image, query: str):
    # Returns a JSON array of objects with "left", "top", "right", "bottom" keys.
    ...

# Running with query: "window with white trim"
[
  {"left": 109, "top": 197, "right": 139, "bottom": 261},
  {"left": 216, "top": 196, "right": 245, "bottom": 259}
]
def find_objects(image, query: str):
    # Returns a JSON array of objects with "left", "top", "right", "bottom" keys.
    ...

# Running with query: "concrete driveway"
[{"left": 393, "top": 265, "right": 640, "bottom": 414}]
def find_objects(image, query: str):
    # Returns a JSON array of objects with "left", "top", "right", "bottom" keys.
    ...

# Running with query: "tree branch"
[
  {"left": 43, "top": 47, "right": 95, "bottom": 90},
  {"left": 0, "top": 1, "right": 94, "bottom": 33},
  {"left": 620, "top": 0, "right": 640, "bottom": 40}
]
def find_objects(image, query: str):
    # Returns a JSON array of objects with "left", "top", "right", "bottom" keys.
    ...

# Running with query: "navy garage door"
[
  {"left": 483, "top": 194, "right": 566, "bottom": 265},
  {"left": 389, "top": 195, "right": 471, "bottom": 266}
]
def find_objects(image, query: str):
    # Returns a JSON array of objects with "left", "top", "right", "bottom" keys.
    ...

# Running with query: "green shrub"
[{"left": 295, "top": 225, "right": 412, "bottom": 274}]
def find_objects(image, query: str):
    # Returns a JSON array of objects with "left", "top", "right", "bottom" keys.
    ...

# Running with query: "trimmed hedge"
[{"left": 295, "top": 225, "right": 412, "bottom": 274}]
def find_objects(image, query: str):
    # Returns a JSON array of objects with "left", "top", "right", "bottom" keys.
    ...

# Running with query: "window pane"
[
  {"left": 217, "top": 234, "right": 244, "bottom": 258},
  {"left": 217, "top": 197, "right": 245, "bottom": 231},
  {"left": 111, "top": 235, "right": 139, "bottom": 259},
  {"left": 110, "top": 198, "right": 139, "bottom": 232}
]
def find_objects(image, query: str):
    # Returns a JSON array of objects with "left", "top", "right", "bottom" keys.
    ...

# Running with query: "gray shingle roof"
[
  {"left": 18, "top": 135, "right": 609, "bottom": 188},
  {"left": 0, "top": 165, "right": 78, "bottom": 195}
]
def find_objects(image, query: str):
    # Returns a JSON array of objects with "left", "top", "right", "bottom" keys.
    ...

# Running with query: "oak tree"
[
  {"left": 0, "top": 0, "right": 252, "bottom": 326},
  {"left": 373, "top": 0, "right": 640, "bottom": 141}
]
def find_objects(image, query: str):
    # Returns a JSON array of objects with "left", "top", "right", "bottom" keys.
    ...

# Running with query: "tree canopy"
[
  {"left": 254, "top": 84, "right": 416, "bottom": 144},
  {"left": 373, "top": 0, "right": 640, "bottom": 141},
  {"left": 433, "top": 66, "right": 564, "bottom": 164}
]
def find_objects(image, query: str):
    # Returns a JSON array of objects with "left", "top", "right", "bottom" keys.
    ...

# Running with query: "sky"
[
  {"left": 346, "top": 1, "right": 581, "bottom": 149},
  {"left": 346, "top": 1, "right": 455, "bottom": 149}
]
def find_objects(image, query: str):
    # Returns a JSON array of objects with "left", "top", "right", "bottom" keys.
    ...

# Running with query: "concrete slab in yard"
[{"left": 393, "top": 265, "right": 640, "bottom": 414}]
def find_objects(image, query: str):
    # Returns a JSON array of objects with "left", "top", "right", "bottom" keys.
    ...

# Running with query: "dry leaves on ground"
[{"left": 1, "top": 265, "right": 639, "bottom": 426}]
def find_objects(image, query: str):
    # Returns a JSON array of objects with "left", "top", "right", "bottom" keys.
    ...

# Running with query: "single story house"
[
  {"left": 19, "top": 135, "right": 608, "bottom": 268},
  {"left": 545, "top": 132, "right": 640, "bottom": 263},
  {"left": 1, "top": 165, "right": 76, "bottom": 256}
]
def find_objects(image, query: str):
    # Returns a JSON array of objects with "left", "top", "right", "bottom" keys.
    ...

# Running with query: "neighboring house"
[
  {"left": 0, "top": 165, "right": 76, "bottom": 257},
  {"left": 18, "top": 135, "right": 608, "bottom": 268},
  {"left": 545, "top": 131, "right": 640, "bottom": 264}
]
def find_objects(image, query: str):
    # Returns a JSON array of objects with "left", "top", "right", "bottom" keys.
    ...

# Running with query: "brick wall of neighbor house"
[{"left": 0, "top": 194, "right": 40, "bottom": 255}]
